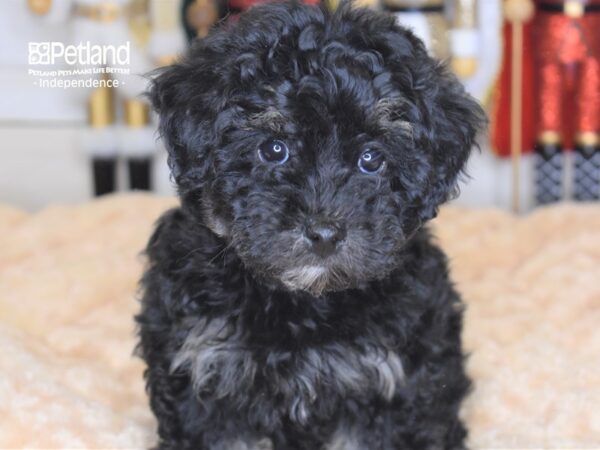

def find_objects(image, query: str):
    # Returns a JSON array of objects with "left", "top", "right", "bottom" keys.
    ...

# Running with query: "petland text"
[{"left": 28, "top": 41, "right": 130, "bottom": 66}]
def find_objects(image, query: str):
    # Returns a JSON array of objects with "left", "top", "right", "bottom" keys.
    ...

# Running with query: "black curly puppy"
[{"left": 136, "top": 2, "right": 485, "bottom": 449}]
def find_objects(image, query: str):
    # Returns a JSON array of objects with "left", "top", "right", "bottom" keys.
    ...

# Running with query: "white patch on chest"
[
  {"left": 280, "top": 265, "right": 328, "bottom": 293},
  {"left": 172, "top": 318, "right": 405, "bottom": 424}
]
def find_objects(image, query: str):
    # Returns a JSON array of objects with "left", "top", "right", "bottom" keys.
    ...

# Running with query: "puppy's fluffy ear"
[
  {"left": 414, "top": 63, "right": 486, "bottom": 222},
  {"left": 148, "top": 50, "right": 219, "bottom": 191},
  {"left": 400, "top": 56, "right": 487, "bottom": 222}
]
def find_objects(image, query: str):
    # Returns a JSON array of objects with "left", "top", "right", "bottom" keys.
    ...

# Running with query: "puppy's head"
[{"left": 150, "top": 2, "right": 485, "bottom": 295}]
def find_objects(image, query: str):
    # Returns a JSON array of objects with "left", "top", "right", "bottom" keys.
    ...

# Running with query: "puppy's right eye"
[
  {"left": 358, "top": 148, "right": 386, "bottom": 174},
  {"left": 258, "top": 139, "right": 289, "bottom": 165}
]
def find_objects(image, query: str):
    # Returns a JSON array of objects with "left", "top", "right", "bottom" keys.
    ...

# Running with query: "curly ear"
[
  {"left": 416, "top": 64, "right": 486, "bottom": 222},
  {"left": 148, "top": 51, "right": 220, "bottom": 191}
]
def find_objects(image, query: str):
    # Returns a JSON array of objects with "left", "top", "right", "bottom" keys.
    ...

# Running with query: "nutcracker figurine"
[
  {"left": 532, "top": 0, "right": 600, "bottom": 203},
  {"left": 492, "top": 0, "right": 600, "bottom": 206},
  {"left": 27, "top": 0, "right": 186, "bottom": 196}
]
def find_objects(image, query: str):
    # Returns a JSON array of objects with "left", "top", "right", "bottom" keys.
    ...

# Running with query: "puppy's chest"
[{"left": 171, "top": 318, "right": 405, "bottom": 423}]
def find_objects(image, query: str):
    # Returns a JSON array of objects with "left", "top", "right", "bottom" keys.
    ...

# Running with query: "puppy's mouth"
[
  {"left": 235, "top": 232, "right": 362, "bottom": 295},
  {"left": 274, "top": 237, "right": 366, "bottom": 295}
]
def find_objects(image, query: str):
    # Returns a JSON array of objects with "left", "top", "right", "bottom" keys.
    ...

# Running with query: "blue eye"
[
  {"left": 258, "top": 139, "right": 289, "bottom": 164},
  {"left": 358, "top": 149, "right": 386, "bottom": 174}
]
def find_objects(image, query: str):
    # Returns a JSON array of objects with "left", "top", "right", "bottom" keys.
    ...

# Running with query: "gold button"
[
  {"left": 576, "top": 132, "right": 600, "bottom": 147},
  {"left": 539, "top": 130, "right": 562, "bottom": 145}
]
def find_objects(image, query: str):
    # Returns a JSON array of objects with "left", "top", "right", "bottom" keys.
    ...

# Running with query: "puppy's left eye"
[
  {"left": 258, "top": 139, "right": 289, "bottom": 164},
  {"left": 358, "top": 149, "right": 386, "bottom": 174}
]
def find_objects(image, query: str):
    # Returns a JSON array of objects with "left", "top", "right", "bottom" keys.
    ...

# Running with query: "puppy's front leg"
[
  {"left": 146, "top": 364, "right": 272, "bottom": 450},
  {"left": 145, "top": 364, "right": 270, "bottom": 450},
  {"left": 144, "top": 364, "right": 194, "bottom": 450},
  {"left": 138, "top": 297, "right": 197, "bottom": 449}
]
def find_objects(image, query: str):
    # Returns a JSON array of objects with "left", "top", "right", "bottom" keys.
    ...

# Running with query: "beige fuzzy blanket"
[{"left": 1, "top": 194, "right": 599, "bottom": 449}]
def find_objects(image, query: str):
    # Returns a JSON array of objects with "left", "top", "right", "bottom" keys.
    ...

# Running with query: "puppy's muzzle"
[{"left": 304, "top": 219, "right": 346, "bottom": 258}]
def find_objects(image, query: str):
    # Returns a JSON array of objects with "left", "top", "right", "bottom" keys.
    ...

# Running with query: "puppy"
[{"left": 136, "top": 2, "right": 485, "bottom": 449}]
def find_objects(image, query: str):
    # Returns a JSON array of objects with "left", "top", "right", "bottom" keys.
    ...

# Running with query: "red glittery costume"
[{"left": 535, "top": 0, "right": 600, "bottom": 147}]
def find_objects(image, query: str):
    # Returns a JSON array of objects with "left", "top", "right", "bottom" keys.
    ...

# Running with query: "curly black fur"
[{"left": 136, "top": 2, "right": 485, "bottom": 449}]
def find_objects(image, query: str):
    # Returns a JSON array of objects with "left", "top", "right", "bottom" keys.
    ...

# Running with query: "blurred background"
[{"left": 1, "top": 0, "right": 598, "bottom": 212}]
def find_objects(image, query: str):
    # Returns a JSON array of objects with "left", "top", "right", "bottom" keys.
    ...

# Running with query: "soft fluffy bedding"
[{"left": 0, "top": 194, "right": 599, "bottom": 449}]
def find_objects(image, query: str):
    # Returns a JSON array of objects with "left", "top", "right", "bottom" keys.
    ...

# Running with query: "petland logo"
[{"left": 28, "top": 41, "right": 130, "bottom": 66}]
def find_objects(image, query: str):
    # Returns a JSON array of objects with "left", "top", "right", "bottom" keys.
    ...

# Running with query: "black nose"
[{"left": 305, "top": 221, "right": 346, "bottom": 257}]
